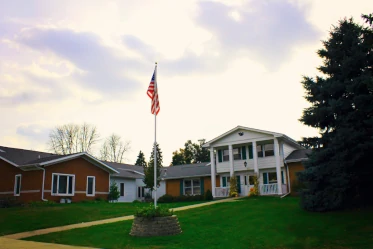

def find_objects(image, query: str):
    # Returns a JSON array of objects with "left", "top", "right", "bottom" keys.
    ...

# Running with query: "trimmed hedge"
[{"left": 158, "top": 194, "right": 205, "bottom": 203}]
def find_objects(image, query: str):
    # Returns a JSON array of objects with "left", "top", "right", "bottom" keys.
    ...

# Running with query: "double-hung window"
[
  {"left": 14, "top": 174, "right": 22, "bottom": 196},
  {"left": 233, "top": 148, "right": 241, "bottom": 160},
  {"left": 223, "top": 149, "right": 229, "bottom": 161},
  {"left": 264, "top": 144, "right": 274, "bottom": 157},
  {"left": 184, "top": 179, "right": 201, "bottom": 195},
  {"left": 86, "top": 176, "right": 95, "bottom": 196},
  {"left": 52, "top": 173, "right": 75, "bottom": 196}
]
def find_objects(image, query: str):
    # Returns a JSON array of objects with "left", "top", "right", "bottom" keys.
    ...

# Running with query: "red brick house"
[{"left": 0, "top": 146, "right": 119, "bottom": 203}]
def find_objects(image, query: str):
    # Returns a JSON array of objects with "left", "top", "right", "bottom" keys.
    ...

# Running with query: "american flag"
[{"left": 147, "top": 68, "right": 160, "bottom": 115}]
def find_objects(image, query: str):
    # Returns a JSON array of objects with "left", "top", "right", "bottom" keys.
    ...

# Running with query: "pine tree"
[
  {"left": 135, "top": 150, "right": 147, "bottom": 166},
  {"left": 299, "top": 14, "right": 373, "bottom": 211},
  {"left": 143, "top": 143, "right": 163, "bottom": 189},
  {"left": 108, "top": 181, "right": 120, "bottom": 202}
]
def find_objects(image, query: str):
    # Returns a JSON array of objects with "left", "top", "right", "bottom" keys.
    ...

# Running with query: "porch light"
[{"left": 244, "top": 161, "right": 247, "bottom": 167}]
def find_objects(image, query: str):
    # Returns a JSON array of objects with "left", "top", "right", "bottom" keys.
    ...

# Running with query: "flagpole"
[{"left": 153, "top": 62, "right": 158, "bottom": 208}]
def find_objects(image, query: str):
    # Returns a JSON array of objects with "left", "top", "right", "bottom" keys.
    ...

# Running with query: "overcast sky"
[{"left": 0, "top": 0, "right": 371, "bottom": 165}]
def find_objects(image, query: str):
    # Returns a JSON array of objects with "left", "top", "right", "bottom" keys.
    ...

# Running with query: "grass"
[
  {"left": 25, "top": 197, "right": 373, "bottom": 249},
  {"left": 0, "top": 200, "right": 207, "bottom": 236}
]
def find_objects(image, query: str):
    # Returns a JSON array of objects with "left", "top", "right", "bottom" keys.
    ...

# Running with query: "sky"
[{"left": 0, "top": 0, "right": 371, "bottom": 166}]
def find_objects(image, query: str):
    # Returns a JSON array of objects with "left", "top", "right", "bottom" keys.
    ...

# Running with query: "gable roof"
[
  {"left": 202, "top": 125, "right": 302, "bottom": 149},
  {"left": 105, "top": 162, "right": 144, "bottom": 179},
  {"left": 160, "top": 162, "right": 211, "bottom": 180},
  {"left": 0, "top": 146, "right": 56, "bottom": 165},
  {"left": 0, "top": 146, "right": 119, "bottom": 174},
  {"left": 285, "top": 149, "right": 312, "bottom": 163}
]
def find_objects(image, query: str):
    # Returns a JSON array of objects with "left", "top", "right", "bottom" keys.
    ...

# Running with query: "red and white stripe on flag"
[{"left": 147, "top": 68, "right": 160, "bottom": 115}]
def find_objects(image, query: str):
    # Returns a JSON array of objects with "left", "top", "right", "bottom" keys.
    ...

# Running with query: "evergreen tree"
[
  {"left": 143, "top": 143, "right": 163, "bottom": 189},
  {"left": 299, "top": 14, "right": 373, "bottom": 211},
  {"left": 134, "top": 150, "right": 147, "bottom": 166},
  {"left": 108, "top": 181, "right": 120, "bottom": 202}
]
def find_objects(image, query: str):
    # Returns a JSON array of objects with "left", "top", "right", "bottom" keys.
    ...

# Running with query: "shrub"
[
  {"left": 95, "top": 197, "right": 106, "bottom": 202},
  {"left": 28, "top": 200, "right": 56, "bottom": 207},
  {"left": 204, "top": 189, "right": 213, "bottom": 200},
  {"left": 135, "top": 204, "right": 173, "bottom": 219},
  {"left": 229, "top": 176, "right": 238, "bottom": 197},
  {"left": 108, "top": 182, "right": 120, "bottom": 202},
  {"left": 158, "top": 194, "right": 174, "bottom": 203},
  {"left": 132, "top": 200, "right": 141, "bottom": 204},
  {"left": 249, "top": 175, "right": 259, "bottom": 196}
]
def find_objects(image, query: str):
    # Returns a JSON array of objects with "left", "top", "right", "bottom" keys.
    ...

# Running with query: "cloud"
[
  {"left": 16, "top": 28, "right": 146, "bottom": 96},
  {"left": 192, "top": 1, "right": 321, "bottom": 70},
  {"left": 16, "top": 124, "right": 50, "bottom": 141}
]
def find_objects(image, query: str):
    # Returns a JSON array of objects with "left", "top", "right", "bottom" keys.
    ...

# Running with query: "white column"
[
  {"left": 252, "top": 141, "right": 258, "bottom": 174},
  {"left": 229, "top": 144, "right": 234, "bottom": 176},
  {"left": 210, "top": 148, "right": 216, "bottom": 197},
  {"left": 274, "top": 137, "right": 282, "bottom": 195}
]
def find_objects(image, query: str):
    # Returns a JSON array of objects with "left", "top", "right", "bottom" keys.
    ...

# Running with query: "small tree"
[
  {"left": 108, "top": 181, "right": 120, "bottom": 202},
  {"left": 135, "top": 150, "right": 147, "bottom": 166},
  {"left": 143, "top": 143, "right": 163, "bottom": 190},
  {"left": 229, "top": 176, "right": 238, "bottom": 197}
]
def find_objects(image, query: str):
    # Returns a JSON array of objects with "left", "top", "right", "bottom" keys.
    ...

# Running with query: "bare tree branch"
[{"left": 100, "top": 134, "right": 131, "bottom": 163}]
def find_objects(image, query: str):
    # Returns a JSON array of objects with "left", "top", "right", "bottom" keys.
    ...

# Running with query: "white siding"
[
  {"left": 258, "top": 156, "right": 284, "bottom": 169},
  {"left": 111, "top": 178, "right": 137, "bottom": 202},
  {"left": 152, "top": 181, "right": 166, "bottom": 199},
  {"left": 216, "top": 161, "right": 230, "bottom": 173},
  {"left": 283, "top": 143, "right": 297, "bottom": 158}
]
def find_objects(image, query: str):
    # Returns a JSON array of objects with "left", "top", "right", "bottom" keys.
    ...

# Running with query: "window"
[
  {"left": 233, "top": 148, "right": 241, "bottom": 160},
  {"left": 86, "top": 176, "right": 95, "bottom": 196},
  {"left": 138, "top": 187, "right": 145, "bottom": 198},
  {"left": 248, "top": 175, "right": 255, "bottom": 185},
  {"left": 222, "top": 176, "right": 231, "bottom": 187},
  {"left": 264, "top": 144, "right": 274, "bottom": 157},
  {"left": 52, "top": 174, "right": 75, "bottom": 196},
  {"left": 223, "top": 149, "right": 229, "bottom": 161},
  {"left": 263, "top": 172, "right": 277, "bottom": 184},
  {"left": 14, "top": 174, "right": 21, "bottom": 196},
  {"left": 244, "top": 175, "right": 248, "bottom": 185},
  {"left": 257, "top": 145, "right": 263, "bottom": 158},
  {"left": 120, "top": 183, "right": 124, "bottom": 197},
  {"left": 184, "top": 179, "right": 201, "bottom": 195}
]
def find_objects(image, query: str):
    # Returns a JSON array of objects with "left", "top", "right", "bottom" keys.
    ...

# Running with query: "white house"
[
  {"left": 107, "top": 162, "right": 166, "bottom": 202},
  {"left": 202, "top": 126, "right": 303, "bottom": 197}
]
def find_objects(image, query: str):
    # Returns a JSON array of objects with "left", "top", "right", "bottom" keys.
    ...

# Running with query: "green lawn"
[
  {"left": 26, "top": 197, "right": 373, "bottom": 249},
  {"left": 0, "top": 201, "right": 206, "bottom": 236}
]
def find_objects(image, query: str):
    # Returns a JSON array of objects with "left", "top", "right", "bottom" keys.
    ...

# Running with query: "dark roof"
[
  {"left": 25, "top": 154, "right": 74, "bottom": 164},
  {"left": 160, "top": 163, "right": 211, "bottom": 179},
  {"left": 0, "top": 146, "right": 56, "bottom": 165},
  {"left": 285, "top": 149, "right": 312, "bottom": 162},
  {"left": 105, "top": 161, "right": 144, "bottom": 179}
]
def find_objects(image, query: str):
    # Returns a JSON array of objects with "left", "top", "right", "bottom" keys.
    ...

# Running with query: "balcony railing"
[
  {"left": 215, "top": 187, "right": 229, "bottom": 197},
  {"left": 259, "top": 184, "right": 278, "bottom": 195}
]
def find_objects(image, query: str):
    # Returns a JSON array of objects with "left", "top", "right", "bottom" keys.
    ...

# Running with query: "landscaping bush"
[
  {"left": 135, "top": 204, "right": 173, "bottom": 219},
  {"left": 158, "top": 194, "right": 174, "bottom": 203},
  {"left": 132, "top": 200, "right": 141, "bottom": 204},
  {"left": 95, "top": 197, "right": 107, "bottom": 202},
  {"left": 204, "top": 189, "right": 213, "bottom": 200},
  {"left": 108, "top": 182, "right": 120, "bottom": 202},
  {"left": 158, "top": 194, "right": 205, "bottom": 203},
  {"left": 28, "top": 200, "right": 57, "bottom": 207},
  {"left": 0, "top": 197, "right": 22, "bottom": 208},
  {"left": 229, "top": 176, "right": 238, "bottom": 197}
]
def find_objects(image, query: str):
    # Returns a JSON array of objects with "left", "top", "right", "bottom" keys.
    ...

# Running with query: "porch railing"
[
  {"left": 215, "top": 187, "right": 229, "bottom": 197},
  {"left": 260, "top": 184, "right": 278, "bottom": 195}
]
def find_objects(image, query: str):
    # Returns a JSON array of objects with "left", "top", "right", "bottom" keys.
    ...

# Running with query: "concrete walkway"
[
  {"left": 0, "top": 237, "right": 98, "bottom": 249},
  {"left": 3, "top": 197, "right": 239, "bottom": 240}
]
